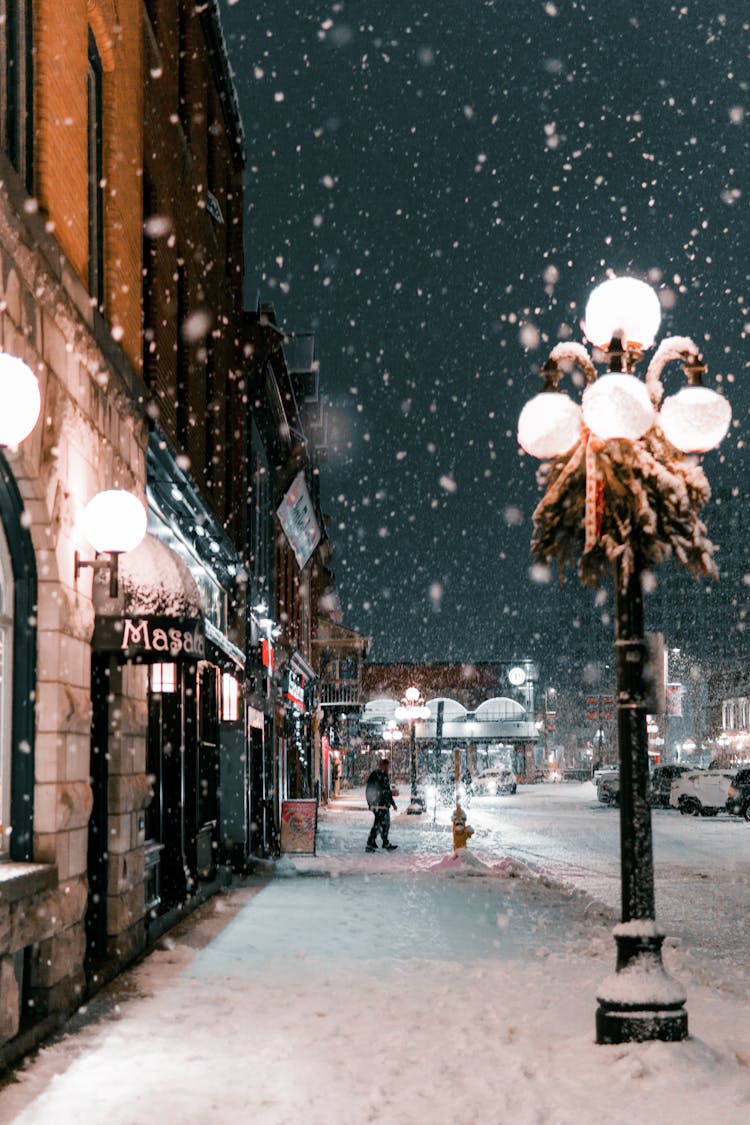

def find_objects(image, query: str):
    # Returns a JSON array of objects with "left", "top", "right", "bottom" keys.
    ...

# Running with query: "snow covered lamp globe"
[
  {"left": 659, "top": 377, "right": 732, "bottom": 453},
  {"left": 517, "top": 358, "right": 582, "bottom": 459},
  {"left": 0, "top": 353, "right": 42, "bottom": 448},
  {"left": 75, "top": 489, "right": 148, "bottom": 597},
  {"left": 581, "top": 278, "right": 661, "bottom": 441},
  {"left": 582, "top": 276, "right": 662, "bottom": 352}
]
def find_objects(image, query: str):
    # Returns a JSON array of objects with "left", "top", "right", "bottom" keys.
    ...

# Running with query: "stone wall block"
[
  {"left": 108, "top": 882, "right": 145, "bottom": 936},
  {"left": 107, "top": 813, "right": 136, "bottom": 856},
  {"left": 34, "top": 781, "right": 92, "bottom": 836},
  {"left": 55, "top": 781, "right": 93, "bottom": 833},
  {"left": 35, "top": 969, "right": 86, "bottom": 1019},
  {"left": 63, "top": 828, "right": 89, "bottom": 882},
  {"left": 33, "top": 923, "right": 86, "bottom": 989},
  {"left": 10, "top": 891, "right": 59, "bottom": 950},
  {"left": 64, "top": 734, "right": 91, "bottom": 784},
  {"left": 107, "top": 919, "right": 145, "bottom": 967},
  {"left": 34, "top": 731, "right": 66, "bottom": 785},
  {"left": 108, "top": 772, "right": 151, "bottom": 816},
  {"left": 0, "top": 909, "right": 10, "bottom": 956},
  {"left": 108, "top": 848, "right": 145, "bottom": 896},
  {"left": 0, "top": 957, "right": 20, "bottom": 1043},
  {"left": 55, "top": 880, "right": 88, "bottom": 930},
  {"left": 36, "top": 680, "right": 92, "bottom": 736}
]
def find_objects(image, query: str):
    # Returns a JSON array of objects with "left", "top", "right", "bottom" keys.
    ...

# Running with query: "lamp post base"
[
  {"left": 596, "top": 927, "right": 688, "bottom": 1045},
  {"left": 406, "top": 794, "right": 426, "bottom": 815}
]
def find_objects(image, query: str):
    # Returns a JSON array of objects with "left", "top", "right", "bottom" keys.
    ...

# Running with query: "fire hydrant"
[{"left": 452, "top": 803, "right": 474, "bottom": 851}]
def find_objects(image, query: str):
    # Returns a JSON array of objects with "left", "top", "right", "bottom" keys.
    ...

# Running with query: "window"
[
  {"left": 221, "top": 673, "right": 239, "bottom": 722},
  {"left": 87, "top": 29, "right": 104, "bottom": 307},
  {"left": 0, "top": 521, "right": 12, "bottom": 855},
  {"left": 1, "top": 0, "right": 34, "bottom": 191},
  {"left": 151, "top": 663, "right": 177, "bottom": 694}
]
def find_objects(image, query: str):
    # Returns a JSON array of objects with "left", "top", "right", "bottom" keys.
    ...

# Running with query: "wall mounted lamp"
[
  {"left": 0, "top": 353, "right": 42, "bottom": 448},
  {"left": 74, "top": 489, "right": 148, "bottom": 597}
]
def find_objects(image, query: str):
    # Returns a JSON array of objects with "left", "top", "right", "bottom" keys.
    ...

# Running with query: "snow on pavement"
[{"left": 0, "top": 796, "right": 748, "bottom": 1125}]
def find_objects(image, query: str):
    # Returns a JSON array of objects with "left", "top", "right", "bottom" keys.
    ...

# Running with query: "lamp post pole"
[
  {"left": 517, "top": 274, "right": 731, "bottom": 1045},
  {"left": 395, "top": 687, "right": 430, "bottom": 815},
  {"left": 409, "top": 717, "right": 418, "bottom": 807}
]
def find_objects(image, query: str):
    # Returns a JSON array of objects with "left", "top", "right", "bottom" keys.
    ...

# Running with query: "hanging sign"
[{"left": 277, "top": 471, "right": 321, "bottom": 568}]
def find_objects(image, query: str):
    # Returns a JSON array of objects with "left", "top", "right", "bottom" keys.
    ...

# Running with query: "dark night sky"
[{"left": 219, "top": 0, "right": 749, "bottom": 671}]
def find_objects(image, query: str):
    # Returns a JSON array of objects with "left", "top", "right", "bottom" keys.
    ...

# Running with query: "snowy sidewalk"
[{"left": 1, "top": 806, "right": 749, "bottom": 1125}]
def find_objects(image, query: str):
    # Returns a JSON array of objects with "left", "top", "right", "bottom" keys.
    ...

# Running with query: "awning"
[{"left": 92, "top": 534, "right": 205, "bottom": 661}]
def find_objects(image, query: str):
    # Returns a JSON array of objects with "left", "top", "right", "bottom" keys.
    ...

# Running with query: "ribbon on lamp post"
[{"left": 583, "top": 434, "right": 605, "bottom": 554}]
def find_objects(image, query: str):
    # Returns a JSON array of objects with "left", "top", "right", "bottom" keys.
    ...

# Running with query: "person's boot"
[
  {"left": 382, "top": 841, "right": 398, "bottom": 851},
  {"left": 365, "top": 840, "right": 377, "bottom": 852}
]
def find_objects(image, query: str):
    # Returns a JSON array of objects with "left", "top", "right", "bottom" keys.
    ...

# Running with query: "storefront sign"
[
  {"left": 280, "top": 799, "right": 318, "bottom": 855},
  {"left": 283, "top": 668, "right": 305, "bottom": 711},
  {"left": 667, "top": 683, "right": 683, "bottom": 717},
  {"left": 277, "top": 471, "right": 321, "bottom": 568},
  {"left": 93, "top": 615, "right": 205, "bottom": 661}
]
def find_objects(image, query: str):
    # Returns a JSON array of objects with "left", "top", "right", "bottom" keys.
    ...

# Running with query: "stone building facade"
[{"left": 0, "top": 0, "right": 148, "bottom": 1053}]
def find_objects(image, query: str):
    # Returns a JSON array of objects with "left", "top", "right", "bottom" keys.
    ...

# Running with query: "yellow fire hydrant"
[{"left": 452, "top": 803, "right": 474, "bottom": 851}]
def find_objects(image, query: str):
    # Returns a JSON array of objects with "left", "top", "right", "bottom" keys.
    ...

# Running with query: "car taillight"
[{"left": 727, "top": 786, "right": 737, "bottom": 798}]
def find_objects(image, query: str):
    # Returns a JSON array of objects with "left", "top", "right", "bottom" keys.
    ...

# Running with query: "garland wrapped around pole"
[{"left": 530, "top": 337, "right": 718, "bottom": 591}]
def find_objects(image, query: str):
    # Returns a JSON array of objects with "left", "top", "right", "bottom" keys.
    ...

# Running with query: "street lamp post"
[
  {"left": 395, "top": 687, "right": 431, "bottom": 815},
  {"left": 382, "top": 719, "right": 403, "bottom": 770},
  {"left": 518, "top": 275, "right": 731, "bottom": 1044}
]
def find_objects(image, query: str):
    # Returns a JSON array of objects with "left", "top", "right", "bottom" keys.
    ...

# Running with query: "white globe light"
[
  {"left": 583, "top": 277, "right": 662, "bottom": 350},
  {"left": 82, "top": 490, "right": 148, "bottom": 555},
  {"left": 0, "top": 354, "right": 41, "bottom": 447},
  {"left": 582, "top": 373, "right": 655, "bottom": 441},
  {"left": 517, "top": 392, "right": 582, "bottom": 459},
  {"left": 659, "top": 387, "right": 732, "bottom": 453},
  {"left": 404, "top": 686, "right": 421, "bottom": 703}
]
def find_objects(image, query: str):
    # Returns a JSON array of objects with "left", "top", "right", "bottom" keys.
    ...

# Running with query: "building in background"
[{"left": 138, "top": 0, "right": 248, "bottom": 933}]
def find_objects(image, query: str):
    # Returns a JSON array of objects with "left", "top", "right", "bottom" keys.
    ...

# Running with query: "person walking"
[{"left": 365, "top": 758, "right": 398, "bottom": 852}]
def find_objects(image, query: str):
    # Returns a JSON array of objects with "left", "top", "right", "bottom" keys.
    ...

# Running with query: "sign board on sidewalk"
[{"left": 280, "top": 799, "right": 318, "bottom": 855}]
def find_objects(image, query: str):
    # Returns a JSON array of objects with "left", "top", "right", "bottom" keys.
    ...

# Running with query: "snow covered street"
[{"left": 0, "top": 784, "right": 749, "bottom": 1125}]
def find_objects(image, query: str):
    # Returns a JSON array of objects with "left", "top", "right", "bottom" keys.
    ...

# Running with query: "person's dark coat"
[{"left": 365, "top": 767, "right": 396, "bottom": 810}]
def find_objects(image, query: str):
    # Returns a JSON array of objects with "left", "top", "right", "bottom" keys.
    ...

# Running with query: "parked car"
[
  {"left": 649, "top": 764, "right": 694, "bottom": 808},
  {"left": 473, "top": 767, "right": 517, "bottom": 795},
  {"left": 725, "top": 768, "right": 750, "bottom": 820},
  {"left": 594, "top": 768, "right": 620, "bottom": 806},
  {"left": 669, "top": 769, "right": 737, "bottom": 816}
]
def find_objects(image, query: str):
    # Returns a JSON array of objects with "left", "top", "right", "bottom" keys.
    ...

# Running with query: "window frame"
[
  {"left": 0, "top": 522, "right": 13, "bottom": 855},
  {"left": 0, "top": 0, "right": 34, "bottom": 192},
  {"left": 87, "top": 28, "right": 105, "bottom": 308},
  {"left": 0, "top": 453, "right": 36, "bottom": 863}
]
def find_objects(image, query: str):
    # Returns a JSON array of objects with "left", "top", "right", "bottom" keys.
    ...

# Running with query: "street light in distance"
[
  {"left": 518, "top": 274, "right": 731, "bottom": 1045},
  {"left": 394, "top": 686, "right": 431, "bottom": 815}
]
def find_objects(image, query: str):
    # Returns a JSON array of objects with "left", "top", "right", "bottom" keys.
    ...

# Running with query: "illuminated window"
[
  {"left": 221, "top": 673, "right": 239, "bottom": 721},
  {"left": 151, "top": 663, "right": 177, "bottom": 694}
]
